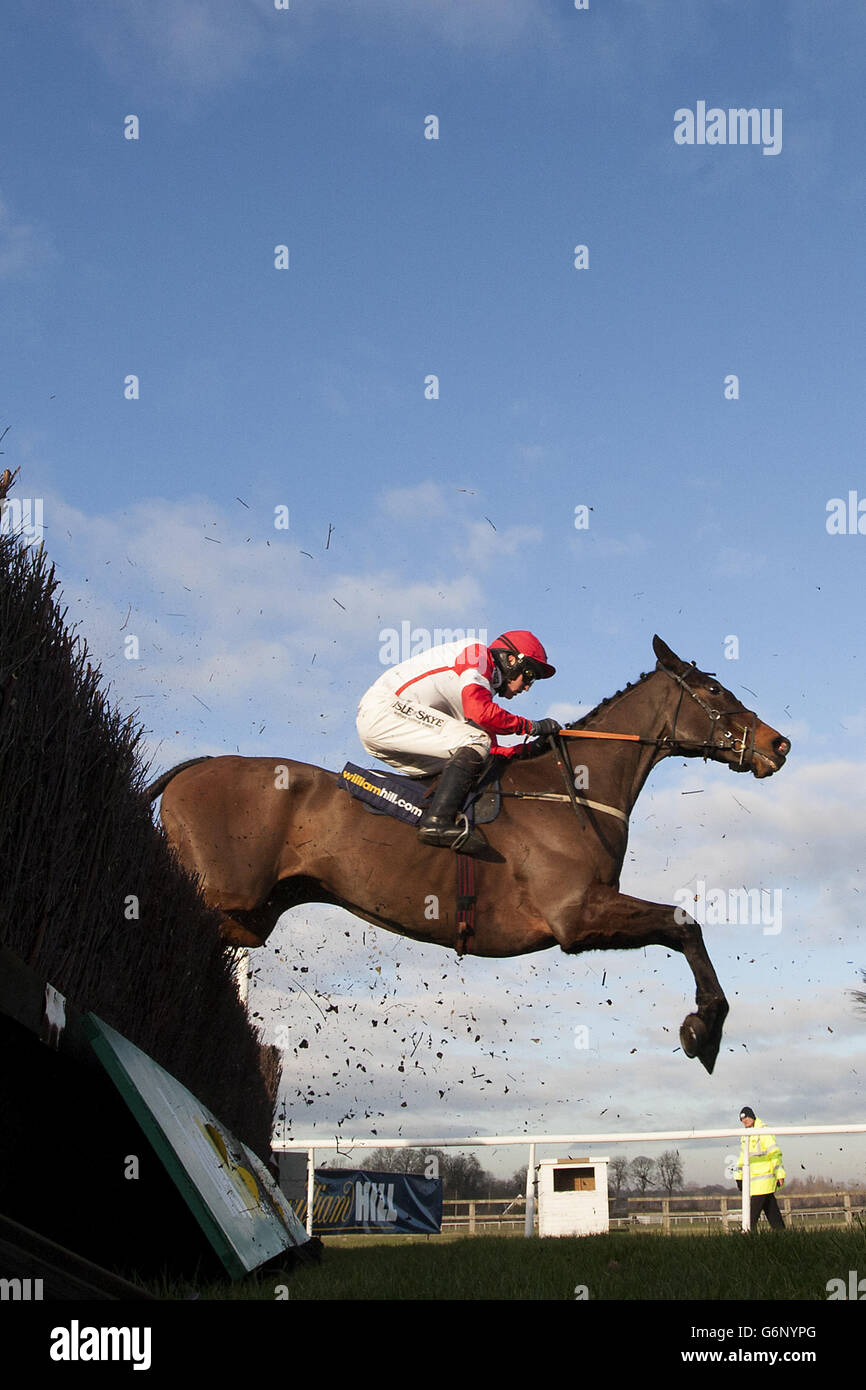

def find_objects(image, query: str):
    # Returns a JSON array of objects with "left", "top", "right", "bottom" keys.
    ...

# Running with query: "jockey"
[{"left": 356, "top": 630, "right": 560, "bottom": 855}]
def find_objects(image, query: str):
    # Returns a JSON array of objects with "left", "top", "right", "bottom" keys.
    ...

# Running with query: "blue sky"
[{"left": 3, "top": 1, "right": 865, "bottom": 1186}]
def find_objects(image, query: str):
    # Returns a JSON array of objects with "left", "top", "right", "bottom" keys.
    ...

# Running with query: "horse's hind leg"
[
  {"left": 556, "top": 885, "right": 729, "bottom": 1074},
  {"left": 216, "top": 895, "right": 291, "bottom": 948},
  {"left": 218, "top": 913, "right": 269, "bottom": 949},
  {"left": 217, "top": 877, "right": 335, "bottom": 950}
]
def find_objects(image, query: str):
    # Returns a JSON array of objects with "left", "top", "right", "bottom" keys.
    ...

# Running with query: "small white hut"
[{"left": 537, "top": 1157, "right": 610, "bottom": 1236}]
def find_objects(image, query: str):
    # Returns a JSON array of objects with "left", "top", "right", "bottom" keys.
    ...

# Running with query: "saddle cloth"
[{"left": 340, "top": 762, "right": 501, "bottom": 827}]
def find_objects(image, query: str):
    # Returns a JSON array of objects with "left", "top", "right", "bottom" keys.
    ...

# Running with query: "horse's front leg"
[{"left": 550, "top": 884, "right": 729, "bottom": 1074}]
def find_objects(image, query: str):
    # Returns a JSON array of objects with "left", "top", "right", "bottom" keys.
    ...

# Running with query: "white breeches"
[{"left": 356, "top": 694, "right": 491, "bottom": 777}]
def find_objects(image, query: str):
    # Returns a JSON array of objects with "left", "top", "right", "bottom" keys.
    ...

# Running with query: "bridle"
[
  {"left": 654, "top": 662, "right": 758, "bottom": 767},
  {"left": 501, "top": 663, "right": 762, "bottom": 830},
  {"left": 559, "top": 663, "right": 759, "bottom": 765}
]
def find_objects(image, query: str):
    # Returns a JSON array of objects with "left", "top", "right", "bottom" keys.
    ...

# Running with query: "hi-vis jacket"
[{"left": 736, "top": 1118, "right": 786, "bottom": 1195}]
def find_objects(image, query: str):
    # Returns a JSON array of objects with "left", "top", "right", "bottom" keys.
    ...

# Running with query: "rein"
[
  {"left": 501, "top": 663, "right": 759, "bottom": 828},
  {"left": 560, "top": 663, "right": 757, "bottom": 763}
]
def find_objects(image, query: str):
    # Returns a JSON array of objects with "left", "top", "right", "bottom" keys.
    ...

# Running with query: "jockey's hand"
[
  {"left": 529, "top": 718, "right": 561, "bottom": 739},
  {"left": 517, "top": 738, "right": 551, "bottom": 760}
]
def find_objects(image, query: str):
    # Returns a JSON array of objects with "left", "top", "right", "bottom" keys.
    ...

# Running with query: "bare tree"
[
  {"left": 609, "top": 1155, "right": 631, "bottom": 1200},
  {"left": 629, "top": 1155, "right": 657, "bottom": 1193},
  {"left": 360, "top": 1147, "right": 433, "bottom": 1174},
  {"left": 349, "top": 1147, "right": 486, "bottom": 1197},
  {"left": 508, "top": 1165, "right": 528, "bottom": 1192},
  {"left": 442, "top": 1152, "right": 486, "bottom": 1198},
  {"left": 656, "top": 1149, "right": 684, "bottom": 1195},
  {"left": 852, "top": 969, "right": 866, "bottom": 1015},
  {"left": 481, "top": 1166, "right": 528, "bottom": 1199}
]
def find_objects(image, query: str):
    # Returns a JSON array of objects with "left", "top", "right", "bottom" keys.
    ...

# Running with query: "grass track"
[{"left": 159, "top": 1227, "right": 866, "bottom": 1300}]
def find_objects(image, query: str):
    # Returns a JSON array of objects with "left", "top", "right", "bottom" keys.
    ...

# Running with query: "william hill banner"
[{"left": 292, "top": 1170, "right": 442, "bottom": 1235}]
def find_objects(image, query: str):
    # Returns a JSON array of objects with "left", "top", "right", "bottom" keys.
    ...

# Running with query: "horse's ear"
[{"left": 652, "top": 635, "right": 686, "bottom": 672}]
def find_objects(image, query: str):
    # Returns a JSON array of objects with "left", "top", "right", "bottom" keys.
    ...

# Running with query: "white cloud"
[
  {"left": 629, "top": 757, "right": 866, "bottom": 903},
  {"left": 78, "top": 0, "right": 554, "bottom": 94},
  {"left": 80, "top": 0, "right": 283, "bottom": 91},
  {"left": 381, "top": 481, "right": 449, "bottom": 521},
  {"left": 460, "top": 518, "right": 542, "bottom": 568},
  {"left": 548, "top": 701, "right": 589, "bottom": 723},
  {"left": 43, "top": 490, "right": 494, "bottom": 763}
]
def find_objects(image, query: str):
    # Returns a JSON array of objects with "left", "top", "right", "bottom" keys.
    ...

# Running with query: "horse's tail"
[{"left": 144, "top": 756, "right": 212, "bottom": 803}]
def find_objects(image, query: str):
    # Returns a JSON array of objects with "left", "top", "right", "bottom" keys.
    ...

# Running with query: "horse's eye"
[{"left": 708, "top": 684, "right": 720, "bottom": 695}]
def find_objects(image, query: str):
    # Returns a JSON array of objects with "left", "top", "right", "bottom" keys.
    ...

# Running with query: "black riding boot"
[{"left": 417, "top": 747, "right": 488, "bottom": 856}]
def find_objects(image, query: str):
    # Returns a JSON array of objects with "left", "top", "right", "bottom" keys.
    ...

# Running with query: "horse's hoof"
[
  {"left": 679, "top": 1013, "right": 707, "bottom": 1059},
  {"left": 697, "top": 1032, "right": 722, "bottom": 1074}
]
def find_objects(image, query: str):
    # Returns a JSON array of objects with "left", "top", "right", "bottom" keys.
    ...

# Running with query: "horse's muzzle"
[{"left": 751, "top": 732, "right": 790, "bottom": 777}]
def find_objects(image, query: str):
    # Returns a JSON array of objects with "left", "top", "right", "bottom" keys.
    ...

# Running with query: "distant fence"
[
  {"left": 440, "top": 1191, "right": 866, "bottom": 1235},
  {"left": 621, "top": 1191, "right": 866, "bottom": 1233}
]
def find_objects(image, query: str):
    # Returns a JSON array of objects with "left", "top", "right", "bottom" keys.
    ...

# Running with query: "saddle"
[{"left": 340, "top": 760, "right": 501, "bottom": 827}]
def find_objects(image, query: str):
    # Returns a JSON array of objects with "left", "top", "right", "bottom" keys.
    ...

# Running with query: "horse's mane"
[{"left": 564, "top": 669, "right": 655, "bottom": 730}]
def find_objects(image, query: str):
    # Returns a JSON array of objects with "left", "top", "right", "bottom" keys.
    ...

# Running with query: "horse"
[{"left": 146, "top": 636, "right": 790, "bottom": 1073}]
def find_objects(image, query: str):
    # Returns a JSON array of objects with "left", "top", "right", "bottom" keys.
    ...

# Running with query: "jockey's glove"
[{"left": 529, "top": 718, "right": 562, "bottom": 739}]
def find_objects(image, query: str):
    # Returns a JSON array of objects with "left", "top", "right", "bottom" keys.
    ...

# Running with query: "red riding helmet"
[{"left": 489, "top": 630, "right": 556, "bottom": 684}]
